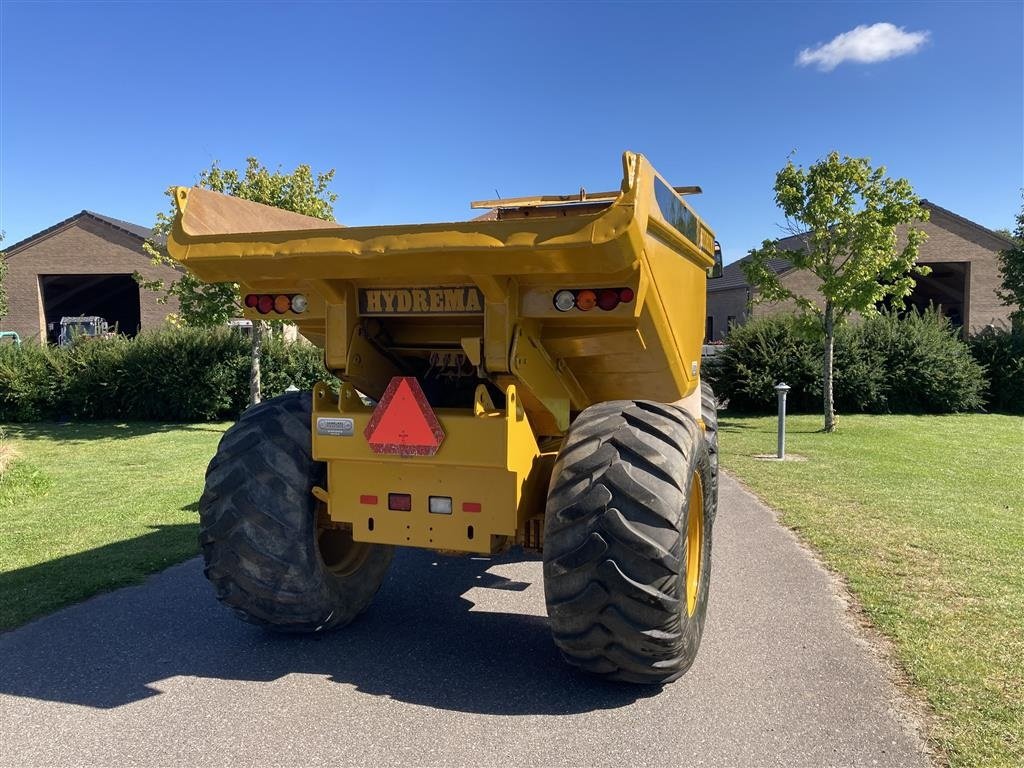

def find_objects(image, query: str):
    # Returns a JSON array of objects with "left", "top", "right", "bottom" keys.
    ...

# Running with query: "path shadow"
[
  {"left": 0, "top": 548, "right": 656, "bottom": 716},
  {"left": 5, "top": 422, "right": 227, "bottom": 444},
  {"left": 1, "top": 522, "right": 199, "bottom": 630}
]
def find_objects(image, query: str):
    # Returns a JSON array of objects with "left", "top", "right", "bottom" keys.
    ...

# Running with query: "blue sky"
[{"left": 1, "top": 1, "right": 1021, "bottom": 264}]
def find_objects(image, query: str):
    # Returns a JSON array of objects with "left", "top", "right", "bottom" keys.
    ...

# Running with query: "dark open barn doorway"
[
  {"left": 39, "top": 274, "right": 142, "bottom": 344},
  {"left": 904, "top": 262, "right": 969, "bottom": 328}
]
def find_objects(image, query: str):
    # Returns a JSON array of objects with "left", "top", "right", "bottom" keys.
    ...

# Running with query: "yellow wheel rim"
[
  {"left": 316, "top": 502, "right": 372, "bottom": 578},
  {"left": 685, "top": 472, "right": 704, "bottom": 617}
]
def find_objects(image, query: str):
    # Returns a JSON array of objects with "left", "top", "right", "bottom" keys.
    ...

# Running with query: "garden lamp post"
[{"left": 775, "top": 382, "right": 791, "bottom": 459}]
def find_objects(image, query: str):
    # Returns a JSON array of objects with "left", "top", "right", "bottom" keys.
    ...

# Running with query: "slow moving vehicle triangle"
[{"left": 364, "top": 377, "right": 445, "bottom": 456}]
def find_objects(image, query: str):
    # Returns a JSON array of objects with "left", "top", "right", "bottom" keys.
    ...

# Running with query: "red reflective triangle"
[{"left": 364, "top": 377, "right": 445, "bottom": 456}]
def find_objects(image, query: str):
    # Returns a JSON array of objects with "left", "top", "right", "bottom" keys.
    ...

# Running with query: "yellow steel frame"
[{"left": 311, "top": 382, "right": 550, "bottom": 554}]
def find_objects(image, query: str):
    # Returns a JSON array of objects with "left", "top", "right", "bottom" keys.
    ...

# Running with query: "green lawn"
[
  {"left": 720, "top": 413, "right": 1024, "bottom": 768},
  {"left": 0, "top": 422, "right": 228, "bottom": 630}
]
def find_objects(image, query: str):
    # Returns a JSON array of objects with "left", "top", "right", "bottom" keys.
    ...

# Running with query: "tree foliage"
[
  {"left": 140, "top": 158, "right": 337, "bottom": 405},
  {"left": 995, "top": 198, "right": 1024, "bottom": 326},
  {"left": 742, "top": 152, "right": 930, "bottom": 430},
  {"left": 141, "top": 158, "right": 337, "bottom": 326}
]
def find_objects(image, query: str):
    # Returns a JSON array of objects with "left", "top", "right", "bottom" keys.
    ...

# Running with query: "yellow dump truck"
[{"left": 168, "top": 151, "right": 722, "bottom": 683}]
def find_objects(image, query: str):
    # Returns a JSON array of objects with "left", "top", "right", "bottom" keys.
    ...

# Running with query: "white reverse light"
[
  {"left": 290, "top": 294, "right": 309, "bottom": 313},
  {"left": 553, "top": 290, "right": 576, "bottom": 312},
  {"left": 428, "top": 496, "right": 453, "bottom": 515}
]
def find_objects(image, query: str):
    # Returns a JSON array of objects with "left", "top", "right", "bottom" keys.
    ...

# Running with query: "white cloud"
[{"left": 797, "top": 22, "right": 930, "bottom": 72}]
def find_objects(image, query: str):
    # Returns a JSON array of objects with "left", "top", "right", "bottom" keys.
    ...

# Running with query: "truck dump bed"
[{"left": 167, "top": 151, "right": 717, "bottom": 435}]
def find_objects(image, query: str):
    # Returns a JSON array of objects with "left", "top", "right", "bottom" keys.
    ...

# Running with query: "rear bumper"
[{"left": 311, "top": 382, "right": 550, "bottom": 554}]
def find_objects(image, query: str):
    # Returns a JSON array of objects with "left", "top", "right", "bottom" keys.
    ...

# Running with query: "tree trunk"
[
  {"left": 249, "top": 319, "right": 264, "bottom": 407},
  {"left": 823, "top": 302, "right": 836, "bottom": 432}
]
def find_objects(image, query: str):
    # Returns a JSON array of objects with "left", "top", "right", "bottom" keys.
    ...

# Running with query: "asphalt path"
[{"left": 0, "top": 472, "right": 930, "bottom": 767}]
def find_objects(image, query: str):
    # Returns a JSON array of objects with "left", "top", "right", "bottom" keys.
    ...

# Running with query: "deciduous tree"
[
  {"left": 743, "top": 152, "right": 929, "bottom": 431},
  {"left": 995, "top": 199, "right": 1024, "bottom": 327},
  {"left": 141, "top": 159, "right": 336, "bottom": 404}
]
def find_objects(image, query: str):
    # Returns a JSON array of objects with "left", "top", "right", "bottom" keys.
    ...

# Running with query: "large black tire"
[
  {"left": 701, "top": 380, "right": 719, "bottom": 502},
  {"left": 200, "top": 391, "right": 393, "bottom": 632},
  {"left": 543, "top": 400, "right": 715, "bottom": 684}
]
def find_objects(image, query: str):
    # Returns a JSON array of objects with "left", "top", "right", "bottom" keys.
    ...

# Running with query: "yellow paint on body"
[{"left": 167, "top": 152, "right": 715, "bottom": 554}]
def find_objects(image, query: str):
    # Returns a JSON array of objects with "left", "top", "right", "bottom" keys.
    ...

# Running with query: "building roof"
[
  {"left": 709, "top": 201, "right": 1013, "bottom": 293},
  {"left": 4, "top": 210, "right": 156, "bottom": 256},
  {"left": 919, "top": 200, "right": 1017, "bottom": 249},
  {"left": 710, "top": 253, "right": 793, "bottom": 293},
  {"left": 82, "top": 211, "right": 154, "bottom": 241}
]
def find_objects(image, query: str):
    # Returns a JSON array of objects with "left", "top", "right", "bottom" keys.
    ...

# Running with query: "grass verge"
[
  {"left": 0, "top": 422, "right": 228, "bottom": 630},
  {"left": 720, "top": 413, "right": 1023, "bottom": 767}
]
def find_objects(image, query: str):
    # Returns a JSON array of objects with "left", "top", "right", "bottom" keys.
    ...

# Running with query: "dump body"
[{"left": 168, "top": 151, "right": 717, "bottom": 554}]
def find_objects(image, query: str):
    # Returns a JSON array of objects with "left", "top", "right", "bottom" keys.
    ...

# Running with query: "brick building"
[
  {"left": 1, "top": 211, "right": 180, "bottom": 343},
  {"left": 705, "top": 201, "right": 1015, "bottom": 341}
]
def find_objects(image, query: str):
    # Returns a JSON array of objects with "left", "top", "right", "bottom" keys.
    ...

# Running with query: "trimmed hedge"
[
  {"left": 969, "top": 325, "right": 1024, "bottom": 414},
  {"left": 701, "top": 315, "right": 821, "bottom": 413},
  {"left": 0, "top": 327, "right": 332, "bottom": 422},
  {"left": 705, "top": 309, "right": 986, "bottom": 415}
]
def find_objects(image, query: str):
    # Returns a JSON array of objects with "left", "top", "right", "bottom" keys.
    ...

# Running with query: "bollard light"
[{"left": 775, "top": 382, "right": 791, "bottom": 459}]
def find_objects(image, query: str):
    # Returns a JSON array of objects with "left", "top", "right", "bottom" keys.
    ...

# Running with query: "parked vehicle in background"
[
  {"left": 58, "top": 316, "right": 112, "bottom": 346},
  {"left": 227, "top": 318, "right": 253, "bottom": 336}
]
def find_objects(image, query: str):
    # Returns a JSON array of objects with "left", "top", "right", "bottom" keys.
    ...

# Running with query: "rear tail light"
[
  {"left": 244, "top": 294, "right": 309, "bottom": 315},
  {"left": 597, "top": 288, "right": 620, "bottom": 311},
  {"left": 388, "top": 493, "right": 412, "bottom": 512},
  {"left": 551, "top": 287, "right": 636, "bottom": 312}
]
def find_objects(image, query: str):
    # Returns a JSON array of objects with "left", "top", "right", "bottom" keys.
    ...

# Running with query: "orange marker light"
[
  {"left": 273, "top": 295, "right": 291, "bottom": 314},
  {"left": 575, "top": 289, "right": 597, "bottom": 311}
]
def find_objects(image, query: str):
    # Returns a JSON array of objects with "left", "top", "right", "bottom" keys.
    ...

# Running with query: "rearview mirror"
[{"left": 708, "top": 240, "right": 723, "bottom": 279}]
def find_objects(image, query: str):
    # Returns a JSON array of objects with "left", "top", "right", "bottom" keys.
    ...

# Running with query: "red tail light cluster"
[
  {"left": 244, "top": 293, "right": 308, "bottom": 315},
  {"left": 553, "top": 287, "right": 635, "bottom": 312}
]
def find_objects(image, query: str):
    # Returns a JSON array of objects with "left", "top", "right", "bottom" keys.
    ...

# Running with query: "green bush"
[
  {"left": 0, "top": 343, "right": 67, "bottom": 421},
  {"left": 970, "top": 325, "right": 1024, "bottom": 414},
  {"left": 111, "top": 328, "right": 251, "bottom": 421},
  {"left": 259, "top": 332, "right": 334, "bottom": 397},
  {"left": 0, "top": 326, "right": 333, "bottom": 422},
  {"left": 703, "top": 315, "right": 821, "bottom": 413},
  {"left": 709, "top": 309, "right": 986, "bottom": 415},
  {"left": 841, "top": 309, "right": 985, "bottom": 414}
]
